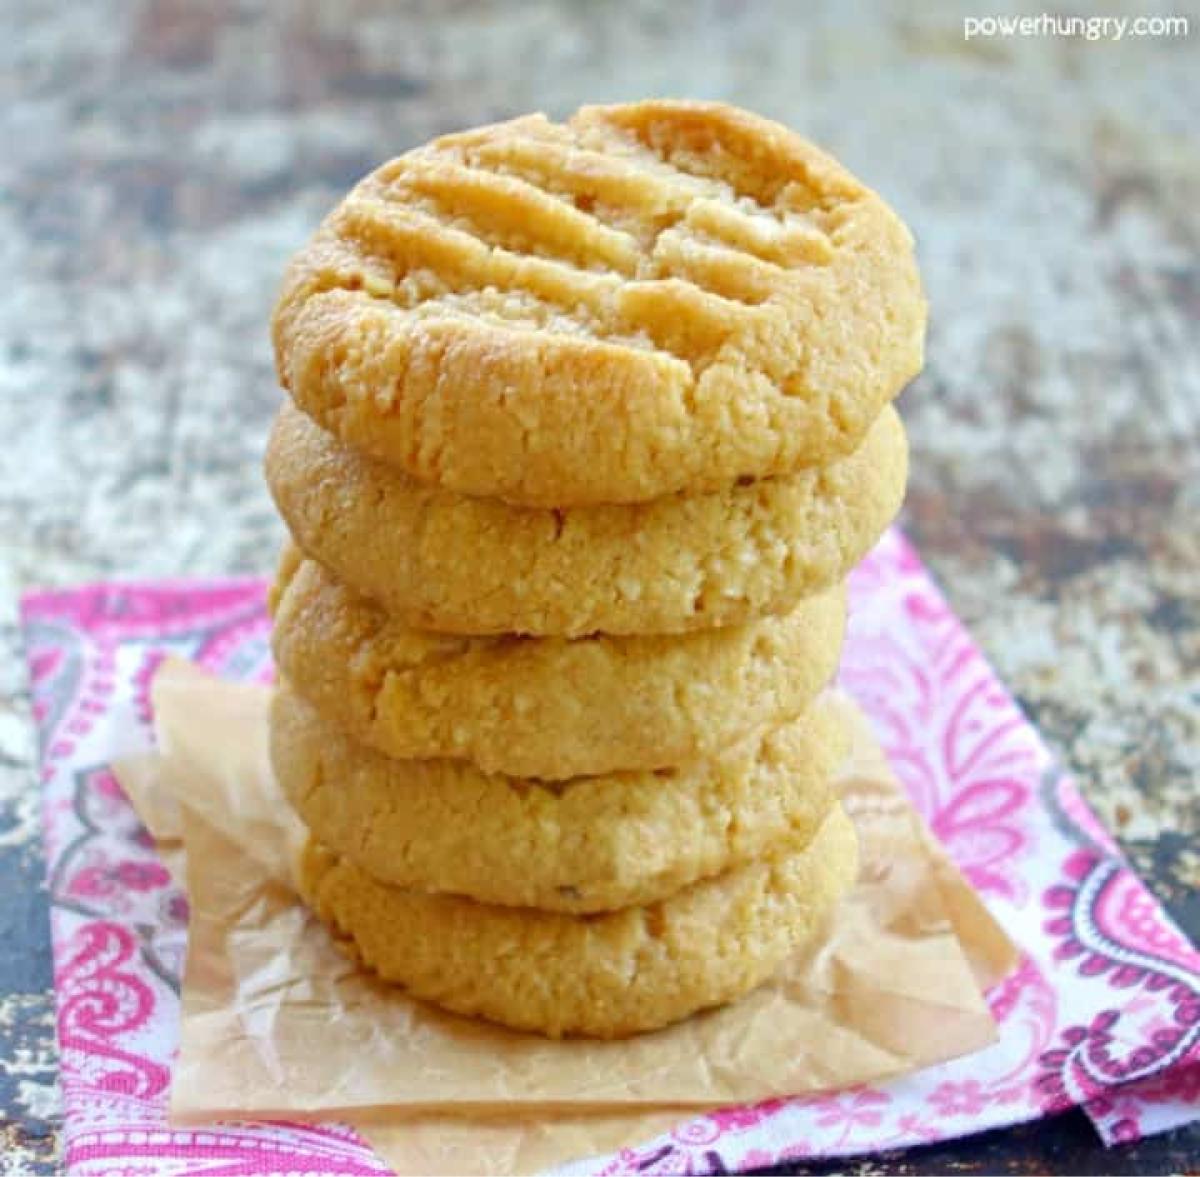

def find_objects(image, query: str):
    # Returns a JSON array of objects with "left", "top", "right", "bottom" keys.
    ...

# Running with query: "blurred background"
[{"left": 1, "top": 1, "right": 1197, "bottom": 1170}]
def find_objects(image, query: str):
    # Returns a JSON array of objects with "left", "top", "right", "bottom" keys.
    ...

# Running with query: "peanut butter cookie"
[
  {"left": 274, "top": 686, "right": 847, "bottom": 912},
  {"left": 297, "top": 804, "right": 858, "bottom": 1037},
  {"left": 265, "top": 401, "right": 905, "bottom": 637},
  {"left": 271, "top": 554, "right": 845, "bottom": 778},
  {"left": 273, "top": 100, "right": 925, "bottom": 505}
]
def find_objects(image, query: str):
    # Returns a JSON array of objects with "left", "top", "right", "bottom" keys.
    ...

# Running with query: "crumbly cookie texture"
[
  {"left": 271, "top": 554, "right": 846, "bottom": 779},
  {"left": 297, "top": 804, "right": 858, "bottom": 1038},
  {"left": 273, "top": 685, "right": 846, "bottom": 912},
  {"left": 265, "top": 401, "right": 905, "bottom": 637},
  {"left": 272, "top": 100, "right": 925, "bottom": 506}
]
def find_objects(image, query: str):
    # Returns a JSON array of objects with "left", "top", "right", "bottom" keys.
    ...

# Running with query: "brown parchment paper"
[{"left": 113, "top": 659, "right": 1018, "bottom": 1176}]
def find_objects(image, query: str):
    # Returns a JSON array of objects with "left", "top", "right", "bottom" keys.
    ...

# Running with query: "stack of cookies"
[{"left": 264, "top": 101, "right": 925, "bottom": 1038}]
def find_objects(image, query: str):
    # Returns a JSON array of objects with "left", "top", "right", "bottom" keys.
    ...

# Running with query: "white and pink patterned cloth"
[{"left": 19, "top": 528, "right": 1200, "bottom": 1176}]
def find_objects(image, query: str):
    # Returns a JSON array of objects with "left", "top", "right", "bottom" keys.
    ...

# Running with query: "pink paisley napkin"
[{"left": 19, "top": 528, "right": 1200, "bottom": 1175}]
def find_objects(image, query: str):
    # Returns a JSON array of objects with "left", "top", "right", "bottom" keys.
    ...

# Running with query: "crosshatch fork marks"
[{"left": 297, "top": 105, "right": 855, "bottom": 379}]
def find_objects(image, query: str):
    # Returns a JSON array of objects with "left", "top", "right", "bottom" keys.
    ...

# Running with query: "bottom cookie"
[{"left": 297, "top": 805, "right": 859, "bottom": 1039}]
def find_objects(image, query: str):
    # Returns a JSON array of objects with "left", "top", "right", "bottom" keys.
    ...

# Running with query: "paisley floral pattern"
[
  {"left": 19, "top": 529, "right": 1199, "bottom": 1176},
  {"left": 22, "top": 581, "right": 386, "bottom": 1177}
]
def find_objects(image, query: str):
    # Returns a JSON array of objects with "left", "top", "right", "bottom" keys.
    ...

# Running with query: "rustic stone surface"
[{"left": 1, "top": 2, "right": 1196, "bottom": 1172}]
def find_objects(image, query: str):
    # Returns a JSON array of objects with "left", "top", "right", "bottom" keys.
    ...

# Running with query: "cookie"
[
  {"left": 273, "top": 684, "right": 846, "bottom": 912},
  {"left": 297, "top": 804, "right": 857, "bottom": 1037},
  {"left": 271, "top": 554, "right": 846, "bottom": 778},
  {"left": 272, "top": 100, "right": 925, "bottom": 506},
  {"left": 265, "top": 400, "right": 905, "bottom": 637}
]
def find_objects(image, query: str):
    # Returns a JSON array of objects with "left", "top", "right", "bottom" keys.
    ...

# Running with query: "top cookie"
[{"left": 273, "top": 100, "right": 926, "bottom": 506}]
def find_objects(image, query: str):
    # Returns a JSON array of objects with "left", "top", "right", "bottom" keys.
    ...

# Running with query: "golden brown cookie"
[
  {"left": 297, "top": 804, "right": 858, "bottom": 1037},
  {"left": 271, "top": 554, "right": 846, "bottom": 778},
  {"left": 265, "top": 401, "right": 905, "bottom": 637},
  {"left": 273, "top": 685, "right": 847, "bottom": 912},
  {"left": 272, "top": 100, "right": 925, "bottom": 506}
]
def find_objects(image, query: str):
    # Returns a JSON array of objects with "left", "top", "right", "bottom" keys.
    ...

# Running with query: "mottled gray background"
[{"left": 1, "top": 1, "right": 1197, "bottom": 1172}]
